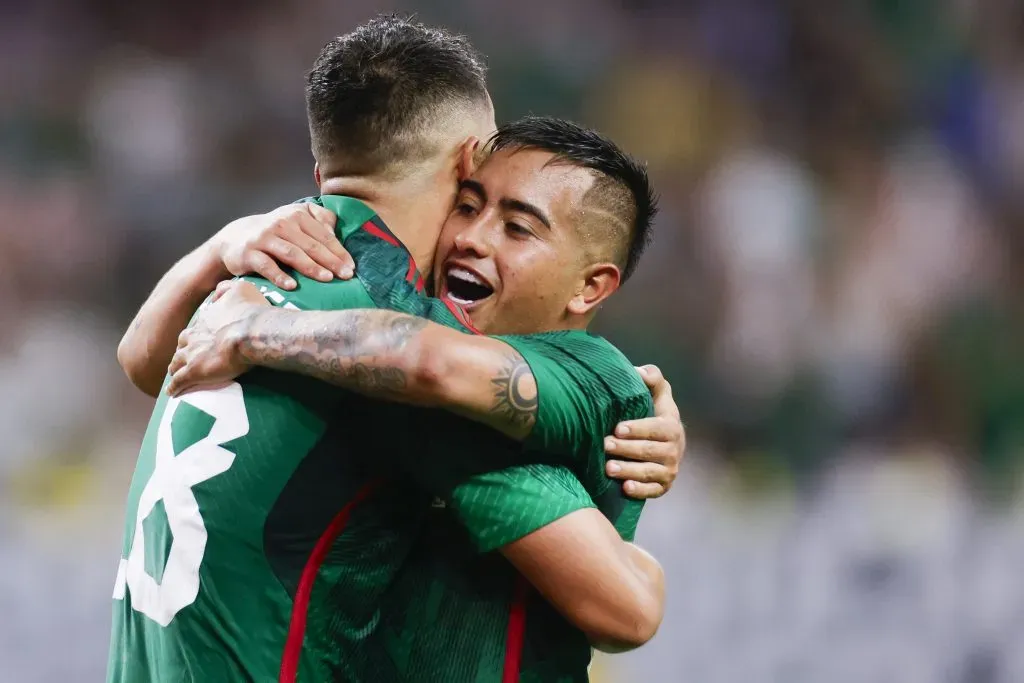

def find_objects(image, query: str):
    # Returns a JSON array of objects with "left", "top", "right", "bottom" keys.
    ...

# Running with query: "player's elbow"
[
  {"left": 629, "top": 594, "right": 664, "bottom": 645},
  {"left": 584, "top": 592, "right": 663, "bottom": 653},
  {"left": 117, "top": 335, "right": 162, "bottom": 398},
  {"left": 585, "top": 549, "right": 665, "bottom": 652}
]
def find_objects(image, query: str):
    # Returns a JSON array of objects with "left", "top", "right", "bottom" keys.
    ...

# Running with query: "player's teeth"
[{"left": 447, "top": 267, "right": 484, "bottom": 286}]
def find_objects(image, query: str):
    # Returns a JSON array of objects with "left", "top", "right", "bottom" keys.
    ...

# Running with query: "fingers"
[
  {"left": 610, "top": 416, "right": 680, "bottom": 443},
  {"left": 604, "top": 434, "right": 675, "bottom": 464},
  {"left": 305, "top": 202, "right": 339, "bottom": 230},
  {"left": 167, "top": 353, "right": 188, "bottom": 395},
  {"left": 605, "top": 459, "right": 670, "bottom": 485},
  {"left": 300, "top": 205, "right": 354, "bottom": 278},
  {"left": 262, "top": 236, "right": 330, "bottom": 283},
  {"left": 621, "top": 480, "right": 667, "bottom": 501},
  {"left": 278, "top": 218, "right": 345, "bottom": 280},
  {"left": 169, "top": 347, "right": 186, "bottom": 375},
  {"left": 222, "top": 204, "right": 353, "bottom": 288},
  {"left": 636, "top": 365, "right": 679, "bottom": 419},
  {"left": 242, "top": 281, "right": 271, "bottom": 304},
  {"left": 293, "top": 235, "right": 350, "bottom": 280},
  {"left": 167, "top": 375, "right": 196, "bottom": 398},
  {"left": 245, "top": 251, "right": 296, "bottom": 290},
  {"left": 211, "top": 280, "right": 234, "bottom": 302},
  {"left": 636, "top": 364, "right": 664, "bottom": 390},
  {"left": 167, "top": 346, "right": 210, "bottom": 397}
]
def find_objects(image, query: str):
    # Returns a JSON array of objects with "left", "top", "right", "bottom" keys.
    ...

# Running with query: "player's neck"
[
  {"left": 560, "top": 312, "right": 594, "bottom": 332},
  {"left": 319, "top": 176, "right": 439, "bottom": 276}
]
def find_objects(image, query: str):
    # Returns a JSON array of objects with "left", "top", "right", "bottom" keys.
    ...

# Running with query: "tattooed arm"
[
  {"left": 167, "top": 287, "right": 540, "bottom": 440},
  {"left": 119, "top": 204, "right": 348, "bottom": 398}
]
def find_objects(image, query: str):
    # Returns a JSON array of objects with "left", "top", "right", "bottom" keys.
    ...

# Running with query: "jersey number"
[{"left": 112, "top": 383, "right": 249, "bottom": 626}]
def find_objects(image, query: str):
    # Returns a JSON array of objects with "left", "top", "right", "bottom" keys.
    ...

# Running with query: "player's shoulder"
[
  {"left": 506, "top": 330, "right": 650, "bottom": 409},
  {"left": 285, "top": 194, "right": 424, "bottom": 311},
  {"left": 510, "top": 329, "right": 639, "bottom": 375},
  {"left": 296, "top": 195, "right": 379, "bottom": 243}
]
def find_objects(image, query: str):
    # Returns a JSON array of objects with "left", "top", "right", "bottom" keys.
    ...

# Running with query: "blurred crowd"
[{"left": 1, "top": 0, "right": 1023, "bottom": 680}]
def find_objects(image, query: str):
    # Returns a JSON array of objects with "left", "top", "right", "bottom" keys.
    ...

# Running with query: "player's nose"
[{"left": 452, "top": 219, "right": 494, "bottom": 258}]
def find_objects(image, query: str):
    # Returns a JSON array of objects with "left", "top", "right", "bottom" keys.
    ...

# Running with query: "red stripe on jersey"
[
  {"left": 362, "top": 221, "right": 400, "bottom": 247},
  {"left": 442, "top": 298, "right": 483, "bottom": 335},
  {"left": 406, "top": 258, "right": 427, "bottom": 293},
  {"left": 279, "top": 479, "right": 383, "bottom": 683},
  {"left": 502, "top": 578, "right": 530, "bottom": 683}
]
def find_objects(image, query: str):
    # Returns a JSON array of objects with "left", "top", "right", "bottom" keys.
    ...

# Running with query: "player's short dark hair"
[
  {"left": 489, "top": 116, "right": 657, "bottom": 283},
  {"left": 306, "top": 14, "right": 489, "bottom": 176}
]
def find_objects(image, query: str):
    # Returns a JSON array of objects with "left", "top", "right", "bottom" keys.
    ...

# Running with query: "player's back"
[
  {"left": 375, "top": 332, "right": 653, "bottom": 683},
  {"left": 107, "top": 197, "right": 433, "bottom": 683}
]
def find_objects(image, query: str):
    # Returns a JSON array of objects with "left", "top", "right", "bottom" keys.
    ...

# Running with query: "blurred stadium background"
[{"left": 2, "top": 0, "right": 1024, "bottom": 681}]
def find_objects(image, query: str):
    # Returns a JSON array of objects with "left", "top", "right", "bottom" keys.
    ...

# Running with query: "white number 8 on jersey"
[{"left": 113, "top": 383, "right": 249, "bottom": 626}]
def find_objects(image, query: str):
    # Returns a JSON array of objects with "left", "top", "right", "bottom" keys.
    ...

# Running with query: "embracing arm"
[
  {"left": 501, "top": 509, "right": 664, "bottom": 651},
  {"left": 118, "top": 204, "right": 349, "bottom": 397},
  {"left": 118, "top": 246, "right": 227, "bottom": 397},
  {"left": 443, "top": 464, "right": 664, "bottom": 652},
  {"left": 220, "top": 307, "right": 540, "bottom": 440}
]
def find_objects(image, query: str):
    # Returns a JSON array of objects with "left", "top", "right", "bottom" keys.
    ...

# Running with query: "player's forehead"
[{"left": 471, "top": 148, "right": 596, "bottom": 224}]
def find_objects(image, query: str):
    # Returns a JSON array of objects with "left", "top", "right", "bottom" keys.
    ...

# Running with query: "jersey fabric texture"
[{"left": 373, "top": 332, "right": 653, "bottom": 683}]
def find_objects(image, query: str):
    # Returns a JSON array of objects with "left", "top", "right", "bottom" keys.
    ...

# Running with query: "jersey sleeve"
[
  {"left": 496, "top": 333, "right": 654, "bottom": 460},
  {"left": 445, "top": 464, "right": 596, "bottom": 553}
]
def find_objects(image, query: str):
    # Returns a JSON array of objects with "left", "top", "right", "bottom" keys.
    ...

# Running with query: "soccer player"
[
  {"left": 169, "top": 117, "right": 669, "bottom": 682},
  {"left": 110, "top": 18, "right": 679, "bottom": 683}
]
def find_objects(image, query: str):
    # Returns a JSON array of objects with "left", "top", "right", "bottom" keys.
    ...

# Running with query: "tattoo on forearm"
[
  {"left": 489, "top": 353, "right": 537, "bottom": 430},
  {"left": 239, "top": 310, "right": 428, "bottom": 398}
]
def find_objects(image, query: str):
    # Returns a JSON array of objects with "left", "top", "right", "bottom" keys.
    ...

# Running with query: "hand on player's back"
[
  {"left": 167, "top": 281, "right": 270, "bottom": 396},
  {"left": 604, "top": 365, "right": 684, "bottom": 500},
  {"left": 209, "top": 203, "right": 356, "bottom": 290}
]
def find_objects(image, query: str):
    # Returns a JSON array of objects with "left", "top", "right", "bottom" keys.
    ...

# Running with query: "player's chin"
[{"left": 461, "top": 294, "right": 494, "bottom": 314}]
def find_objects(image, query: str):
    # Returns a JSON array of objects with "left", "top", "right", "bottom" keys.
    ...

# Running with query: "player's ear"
[
  {"left": 457, "top": 137, "right": 480, "bottom": 181},
  {"left": 314, "top": 162, "right": 322, "bottom": 189},
  {"left": 567, "top": 262, "right": 621, "bottom": 317}
]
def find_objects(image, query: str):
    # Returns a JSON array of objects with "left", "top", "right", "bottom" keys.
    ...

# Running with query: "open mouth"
[{"left": 444, "top": 265, "right": 494, "bottom": 307}]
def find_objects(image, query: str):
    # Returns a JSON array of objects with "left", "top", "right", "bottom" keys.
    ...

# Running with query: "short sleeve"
[
  {"left": 497, "top": 332, "right": 653, "bottom": 459},
  {"left": 446, "top": 464, "right": 596, "bottom": 553}
]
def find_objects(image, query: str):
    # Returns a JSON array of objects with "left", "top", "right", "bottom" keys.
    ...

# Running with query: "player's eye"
[
  {"left": 455, "top": 202, "right": 477, "bottom": 216},
  {"left": 506, "top": 222, "right": 532, "bottom": 238}
]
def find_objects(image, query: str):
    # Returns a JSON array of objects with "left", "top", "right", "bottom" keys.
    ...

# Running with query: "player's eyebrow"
[
  {"left": 459, "top": 179, "right": 487, "bottom": 203},
  {"left": 459, "top": 179, "right": 551, "bottom": 230},
  {"left": 500, "top": 198, "right": 551, "bottom": 230}
]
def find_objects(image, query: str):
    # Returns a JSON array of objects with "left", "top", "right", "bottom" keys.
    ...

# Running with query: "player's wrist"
[
  {"left": 225, "top": 308, "right": 276, "bottom": 367},
  {"left": 219, "top": 314, "right": 257, "bottom": 368},
  {"left": 194, "top": 241, "right": 233, "bottom": 290}
]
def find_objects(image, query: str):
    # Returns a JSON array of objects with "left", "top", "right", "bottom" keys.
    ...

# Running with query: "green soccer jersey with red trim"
[
  {"left": 107, "top": 194, "right": 652, "bottom": 683},
  {"left": 372, "top": 332, "right": 653, "bottom": 683},
  {"left": 107, "top": 196, "right": 472, "bottom": 683}
]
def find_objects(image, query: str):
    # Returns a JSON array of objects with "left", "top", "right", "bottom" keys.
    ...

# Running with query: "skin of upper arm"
[
  {"left": 416, "top": 331, "right": 538, "bottom": 441},
  {"left": 450, "top": 463, "right": 660, "bottom": 648},
  {"left": 499, "top": 507, "right": 660, "bottom": 647}
]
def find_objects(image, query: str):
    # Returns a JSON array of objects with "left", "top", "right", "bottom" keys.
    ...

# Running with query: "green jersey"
[
  {"left": 107, "top": 195, "right": 651, "bottom": 683},
  {"left": 108, "top": 196, "right": 451, "bottom": 683},
  {"left": 374, "top": 333, "right": 652, "bottom": 683}
]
